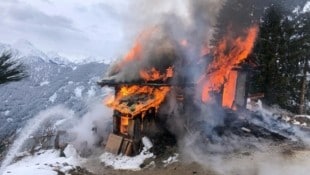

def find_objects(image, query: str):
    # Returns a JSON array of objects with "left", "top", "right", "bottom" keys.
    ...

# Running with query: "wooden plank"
[{"left": 105, "top": 133, "right": 123, "bottom": 154}]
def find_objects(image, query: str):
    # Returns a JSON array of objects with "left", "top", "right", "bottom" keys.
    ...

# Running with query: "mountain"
[{"left": 0, "top": 41, "right": 110, "bottom": 141}]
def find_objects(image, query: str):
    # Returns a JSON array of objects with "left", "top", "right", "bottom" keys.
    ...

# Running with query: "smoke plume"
[{"left": 108, "top": 0, "right": 225, "bottom": 83}]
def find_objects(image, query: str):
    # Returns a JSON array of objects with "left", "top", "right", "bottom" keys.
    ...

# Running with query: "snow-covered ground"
[
  {"left": 2, "top": 145, "right": 84, "bottom": 175},
  {"left": 100, "top": 137, "right": 154, "bottom": 170},
  {"left": 247, "top": 99, "right": 310, "bottom": 128}
]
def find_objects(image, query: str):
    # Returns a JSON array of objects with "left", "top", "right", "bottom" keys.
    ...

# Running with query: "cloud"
[{"left": 7, "top": 5, "right": 76, "bottom": 31}]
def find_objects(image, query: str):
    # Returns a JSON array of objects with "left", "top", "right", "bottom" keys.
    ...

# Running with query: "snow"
[
  {"left": 6, "top": 118, "right": 13, "bottom": 123},
  {"left": 63, "top": 144, "right": 79, "bottom": 158},
  {"left": 2, "top": 145, "right": 84, "bottom": 175},
  {"left": 12, "top": 39, "right": 49, "bottom": 62},
  {"left": 100, "top": 148, "right": 154, "bottom": 170},
  {"left": 142, "top": 137, "right": 153, "bottom": 150},
  {"left": 87, "top": 86, "right": 96, "bottom": 97},
  {"left": 294, "top": 115, "right": 310, "bottom": 120},
  {"left": 246, "top": 98, "right": 263, "bottom": 112},
  {"left": 40, "top": 81, "right": 50, "bottom": 86},
  {"left": 4, "top": 110, "right": 10, "bottom": 116},
  {"left": 162, "top": 153, "right": 179, "bottom": 167},
  {"left": 49, "top": 93, "right": 57, "bottom": 103},
  {"left": 100, "top": 138, "right": 154, "bottom": 170},
  {"left": 293, "top": 6, "right": 301, "bottom": 14},
  {"left": 303, "top": 1, "right": 310, "bottom": 13},
  {"left": 74, "top": 86, "right": 84, "bottom": 98},
  {"left": 46, "top": 51, "right": 72, "bottom": 65}
]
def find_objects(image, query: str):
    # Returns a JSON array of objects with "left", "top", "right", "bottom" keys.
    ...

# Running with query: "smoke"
[
  {"left": 175, "top": 101, "right": 310, "bottom": 175},
  {"left": 181, "top": 140, "right": 310, "bottom": 175},
  {"left": 0, "top": 105, "right": 75, "bottom": 174},
  {"left": 0, "top": 100, "right": 113, "bottom": 172},
  {"left": 101, "top": 0, "right": 310, "bottom": 174},
  {"left": 107, "top": 0, "right": 225, "bottom": 82},
  {"left": 68, "top": 103, "right": 113, "bottom": 154}
]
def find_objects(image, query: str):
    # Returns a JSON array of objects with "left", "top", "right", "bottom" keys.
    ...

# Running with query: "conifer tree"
[{"left": 0, "top": 53, "right": 27, "bottom": 84}]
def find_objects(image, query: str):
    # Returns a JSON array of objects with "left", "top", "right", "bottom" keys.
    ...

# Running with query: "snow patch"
[
  {"left": 4, "top": 110, "right": 10, "bottom": 116},
  {"left": 74, "top": 86, "right": 84, "bottom": 98},
  {"left": 142, "top": 137, "right": 153, "bottom": 150},
  {"left": 162, "top": 153, "right": 179, "bottom": 167},
  {"left": 87, "top": 86, "right": 96, "bottom": 97},
  {"left": 40, "top": 81, "right": 50, "bottom": 86},
  {"left": 295, "top": 115, "right": 310, "bottom": 120},
  {"left": 6, "top": 118, "right": 13, "bottom": 123},
  {"left": 64, "top": 144, "right": 79, "bottom": 158},
  {"left": 303, "top": 1, "right": 310, "bottom": 13},
  {"left": 2, "top": 147, "right": 83, "bottom": 175},
  {"left": 100, "top": 137, "right": 154, "bottom": 170},
  {"left": 49, "top": 93, "right": 57, "bottom": 103}
]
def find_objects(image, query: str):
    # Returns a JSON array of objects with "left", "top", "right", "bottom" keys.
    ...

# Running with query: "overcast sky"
[
  {"left": 0, "top": 0, "right": 203, "bottom": 62},
  {"left": 0, "top": 0, "right": 144, "bottom": 62}
]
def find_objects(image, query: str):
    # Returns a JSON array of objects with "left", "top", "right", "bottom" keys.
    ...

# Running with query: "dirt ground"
[
  {"left": 80, "top": 143, "right": 310, "bottom": 175},
  {"left": 83, "top": 159, "right": 216, "bottom": 175}
]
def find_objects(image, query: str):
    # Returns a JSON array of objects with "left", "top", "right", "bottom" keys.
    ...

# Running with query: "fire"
[
  {"left": 222, "top": 70, "right": 238, "bottom": 109},
  {"left": 201, "top": 25, "right": 258, "bottom": 103},
  {"left": 120, "top": 116, "right": 129, "bottom": 134},
  {"left": 106, "top": 85, "right": 170, "bottom": 117},
  {"left": 139, "top": 67, "right": 174, "bottom": 82},
  {"left": 110, "top": 28, "right": 158, "bottom": 75}
]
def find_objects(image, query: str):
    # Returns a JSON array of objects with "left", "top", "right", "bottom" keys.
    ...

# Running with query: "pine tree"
[
  {"left": 251, "top": 3, "right": 310, "bottom": 114},
  {"left": 292, "top": 9, "right": 310, "bottom": 114},
  {"left": 252, "top": 5, "right": 284, "bottom": 105},
  {"left": 212, "top": 0, "right": 282, "bottom": 46},
  {"left": 0, "top": 53, "right": 27, "bottom": 84}
]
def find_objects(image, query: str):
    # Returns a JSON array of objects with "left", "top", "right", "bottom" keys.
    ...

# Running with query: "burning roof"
[
  {"left": 105, "top": 85, "right": 170, "bottom": 116},
  {"left": 99, "top": 25, "right": 258, "bottom": 109}
]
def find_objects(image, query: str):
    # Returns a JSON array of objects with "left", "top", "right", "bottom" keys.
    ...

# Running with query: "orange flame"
[
  {"left": 139, "top": 67, "right": 174, "bottom": 81},
  {"left": 201, "top": 26, "right": 258, "bottom": 102},
  {"left": 111, "top": 28, "right": 158, "bottom": 74},
  {"left": 120, "top": 116, "right": 129, "bottom": 134},
  {"left": 105, "top": 85, "right": 170, "bottom": 117}
]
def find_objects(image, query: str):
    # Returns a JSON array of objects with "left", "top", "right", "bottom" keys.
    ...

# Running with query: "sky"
[
  {"left": 0, "top": 0, "right": 138, "bottom": 62},
  {"left": 0, "top": 0, "right": 190, "bottom": 63}
]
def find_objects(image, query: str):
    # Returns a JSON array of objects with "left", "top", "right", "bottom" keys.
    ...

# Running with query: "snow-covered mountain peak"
[
  {"left": 46, "top": 51, "right": 73, "bottom": 65},
  {"left": 77, "top": 56, "right": 111, "bottom": 65},
  {"left": 12, "top": 39, "right": 49, "bottom": 61},
  {"left": 0, "top": 39, "right": 111, "bottom": 66}
]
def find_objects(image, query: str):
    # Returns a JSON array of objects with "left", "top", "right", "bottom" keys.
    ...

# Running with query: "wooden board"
[{"left": 105, "top": 133, "right": 123, "bottom": 154}]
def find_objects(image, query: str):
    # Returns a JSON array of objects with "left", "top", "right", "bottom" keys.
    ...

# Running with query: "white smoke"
[
  {"left": 0, "top": 105, "right": 75, "bottom": 174},
  {"left": 68, "top": 103, "right": 113, "bottom": 154}
]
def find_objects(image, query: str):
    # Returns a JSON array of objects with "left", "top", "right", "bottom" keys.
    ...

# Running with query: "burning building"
[{"left": 98, "top": 26, "right": 259, "bottom": 156}]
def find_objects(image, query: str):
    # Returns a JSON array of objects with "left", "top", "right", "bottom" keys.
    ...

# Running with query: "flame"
[
  {"left": 105, "top": 85, "right": 170, "bottom": 117},
  {"left": 111, "top": 28, "right": 158, "bottom": 74},
  {"left": 201, "top": 26, "right": 258, "bottom": 102},
  {"left": 222, "top": 70, "right": 238, "bottom": 109},
  {"left": 103, "top": 27, "right": 176, "bottom": 135},
  {"left": 139, "top": 67, "right": 174, "bottom": 81},
  {"left": 120, "top": 116, "right": 129, "bottom": 134}
]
